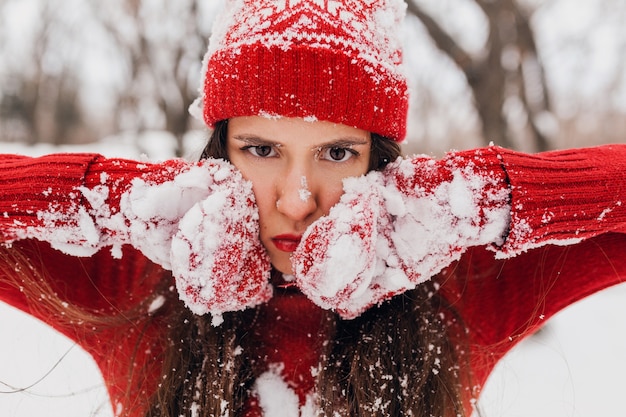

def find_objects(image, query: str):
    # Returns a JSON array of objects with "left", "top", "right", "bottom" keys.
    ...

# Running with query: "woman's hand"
[
  {"left": 292, "top": 148, "right": 511, "bottom": 319},
  {"left": 86, "top": 157, "right": 272, "bottom": 321}
]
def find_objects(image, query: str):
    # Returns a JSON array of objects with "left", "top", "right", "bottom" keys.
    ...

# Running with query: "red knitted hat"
[{"left": 194, "top": 0, "right": 409, "bottom": 142}]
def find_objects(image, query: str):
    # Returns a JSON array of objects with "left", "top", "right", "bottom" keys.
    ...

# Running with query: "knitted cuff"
[
  {"left": 83, "top": 156, "right": 183, "bottom": 215},
  {"left": 496, "top": 145, "right": 626, "bottom": 256}
]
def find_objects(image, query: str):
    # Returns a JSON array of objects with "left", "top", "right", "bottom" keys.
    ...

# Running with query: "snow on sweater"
[{"left": 1, "top": 145, "right": 626, "bottom": 416}]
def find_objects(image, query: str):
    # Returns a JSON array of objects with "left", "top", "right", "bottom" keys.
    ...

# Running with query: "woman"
[{"left": 2, "top": 1, "right": 626, "bottom": 416}]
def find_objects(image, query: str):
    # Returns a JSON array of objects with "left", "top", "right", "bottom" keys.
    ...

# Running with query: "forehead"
[{"left": 227, "top": 116, "right": 371, "bottom": 146}]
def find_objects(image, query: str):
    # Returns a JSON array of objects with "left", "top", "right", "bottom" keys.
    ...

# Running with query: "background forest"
[
  {"left": 1, "top": 0, "right": 625, "bottom": 157},
  {"left": 1, "top": 0, "right": 626, "bottom": 416}
]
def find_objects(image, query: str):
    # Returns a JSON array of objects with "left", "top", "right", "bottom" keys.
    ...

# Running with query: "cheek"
[
  {"left": 246, "top": 176, "right": 276, "bottom": 230},
  {"left": 316, "top": 181, "right": 346, "bottom": 214},
  {"left": 228, "top": 157, "right": 274, "bottom": 223}
]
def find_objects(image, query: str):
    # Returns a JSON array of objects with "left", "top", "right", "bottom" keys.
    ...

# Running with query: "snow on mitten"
[
  {"left": 383, "top": 147, "right": 511, "bottom": 280},
  {"left": 80, "top": 157, "right": 231, "bottom": 267},
  {"left": 2, "top": 155, "right": 271, "bottom": 314},
  {"left": 4, "top": 155, "right": 220, "bottom": 262},
  {"left": 170, "top": 165, "right": 272, "bottom": 324},
  {"left": 293, "top": 147, "right": 511, "bottom": 319},
  {"left": 292, "top": 171, "right": 413, "bottom": 319}
]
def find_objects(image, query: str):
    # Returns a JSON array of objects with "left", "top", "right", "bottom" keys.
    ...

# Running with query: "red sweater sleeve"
[
  {"left": 0, "top": 152, "right": 176, "bottom": 325},
  {"left": 0, "top": 154, "right": 188, "bottom": 415},
  {"left": 497, "top": 144, "right": 626, "bottom": 254},
  {"left": 0, "top": 153, "right": 193, "bottom": 257},
  {"left": 0, "top": 153, "right": 99, "bottom": 242},
  {"left": 439, "top": 144, "right": 626, "bottom": 390}
]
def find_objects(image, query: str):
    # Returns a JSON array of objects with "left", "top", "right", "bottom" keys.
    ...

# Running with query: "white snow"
[
  {"left": 298, "top": 176, "right": 311, "bottom": 202},
  {"left": 253, "top": 364, "right": 300, "bottom": 417},
  {"left": 252, "top": 363, "right": 319, "bottom": 417}
]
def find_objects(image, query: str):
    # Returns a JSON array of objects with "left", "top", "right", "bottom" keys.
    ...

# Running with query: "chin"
[
  {"left": 274, "top": 265, "right": 294, "bottom": 276},
  {"left": 270, "top": 257, "right": 294, "bottom": 276}
]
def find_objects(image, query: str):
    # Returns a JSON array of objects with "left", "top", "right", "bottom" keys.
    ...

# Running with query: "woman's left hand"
[
  {"left": 292, "top": 149, "right": 511, "bottom": 319},
  {"left": 291, "top": 171, "right": 412, "bottom": 319}
]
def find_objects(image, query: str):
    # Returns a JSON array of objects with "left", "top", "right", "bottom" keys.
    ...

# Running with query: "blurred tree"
[
  {"left": 89, "top": 0, "right": 212, "bottom": 156},
  {"left": 0, "top": 0, "right": 213, "bottom": 154},
  {"left": 0, "top": 1, "right": 91, "bottom": 145},
  {"left": 407, "top": 0, "right": 553, "bottom": 151}
]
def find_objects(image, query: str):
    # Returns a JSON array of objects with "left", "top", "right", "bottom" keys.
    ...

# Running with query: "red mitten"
[
  {"left": 170, "top": 166, "right": 272, "bottom": 324},
  {"left": 292, "top": 171, "right": 412, "bottom": 319},
  {"left": 383, "top": 148, "right": 510, "bottom": 279},
  {"left": 293, "top": 147, "right": 510, "bottom": 319},
  {"left": 81, "top": 157, "right": 229, "bottom": 267},
  {"left": 1, "top": 154, "right": 272, "bottom": 320}
]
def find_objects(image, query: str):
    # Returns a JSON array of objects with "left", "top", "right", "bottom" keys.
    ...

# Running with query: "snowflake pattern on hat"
[{"left": 210, "top": 0, "right": 406, "bottom": 79}]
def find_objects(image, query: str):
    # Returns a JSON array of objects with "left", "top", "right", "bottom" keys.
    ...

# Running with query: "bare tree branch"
[{"left": 405, "top": 1, "right": 475, "bottom": 73}]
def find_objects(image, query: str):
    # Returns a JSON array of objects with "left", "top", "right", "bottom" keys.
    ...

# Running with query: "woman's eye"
[
  {"left": 323, "top": 147, "right": 355, "bottom": 162},
  {"left": 246, "top": 145, "right": 275, "bottom": 158}
]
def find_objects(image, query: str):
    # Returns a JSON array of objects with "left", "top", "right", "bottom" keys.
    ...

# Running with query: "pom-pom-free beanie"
[{"left": 198, "top": 0, "right": 409, "bottom": 142}]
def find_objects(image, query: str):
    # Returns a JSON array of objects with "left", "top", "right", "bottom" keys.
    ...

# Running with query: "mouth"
[{"left": 271, "top": 234, "right": 302, "bottom": 253}]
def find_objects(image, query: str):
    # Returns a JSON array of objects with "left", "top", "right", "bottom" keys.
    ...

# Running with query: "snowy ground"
[
  {"left": 1, "top": 138, "right": 626, "bottom": 416},
  {"left": 2, "top": 279, "right": 625, "bottom": 417}
]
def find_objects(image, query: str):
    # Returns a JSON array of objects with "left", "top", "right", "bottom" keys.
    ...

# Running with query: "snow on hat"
[{"left": 195, "top": 0, "right": 409, "bottom": 142}]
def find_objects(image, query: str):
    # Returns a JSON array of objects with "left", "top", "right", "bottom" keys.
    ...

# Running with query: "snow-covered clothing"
[
  {"left": 2, "top": 144, "right": 626, "bottom": 416},
  {"left": 195, "top": 0, "right": 409, "bottom": 142},
  {"left": 0, "top": 154, "right": 273, "bottom": 321}
]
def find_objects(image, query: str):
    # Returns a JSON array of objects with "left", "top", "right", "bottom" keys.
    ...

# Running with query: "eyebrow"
[
  {"left": 231, "top": 134, "right": 369, "bottom": 149},
  {"left": 317, "top": 138, "right": 370, "bottom": 149}
]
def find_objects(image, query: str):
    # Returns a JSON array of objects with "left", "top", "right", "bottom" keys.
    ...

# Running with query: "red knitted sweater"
[{"left": 1, "top": 145, "right": 626, "bottom": 416}]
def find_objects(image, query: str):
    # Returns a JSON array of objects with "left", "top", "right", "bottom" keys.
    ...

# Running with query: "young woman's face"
[{"left": 227, "top": 116, "right": 372, "bottom": 275}]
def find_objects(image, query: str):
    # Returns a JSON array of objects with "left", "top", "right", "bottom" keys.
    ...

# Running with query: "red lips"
[{"left": 271, "top": 234, "right": 302, "bottom": 252}]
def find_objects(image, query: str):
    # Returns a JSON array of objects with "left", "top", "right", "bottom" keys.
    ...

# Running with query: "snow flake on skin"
[{"left": 299, "top": 176, "right": 311, "bottom": 202}]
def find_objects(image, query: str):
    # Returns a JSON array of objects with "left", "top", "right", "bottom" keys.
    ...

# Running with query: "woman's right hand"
[
  {"left": 88, "top": 157, "right": 273, "bottom": 321},
  {"left": 169, "top": 161, "right": 272, "bottom": 323}
]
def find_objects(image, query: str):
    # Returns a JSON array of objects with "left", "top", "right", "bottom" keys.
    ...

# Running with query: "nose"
[{"left": 276, "top": 169, "right": 318, "bottom": 224}]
